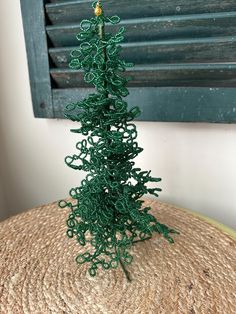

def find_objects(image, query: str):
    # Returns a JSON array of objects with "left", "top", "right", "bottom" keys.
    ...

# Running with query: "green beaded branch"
[{"left": 59, "top": 1, "right": 177, "bottom": 280}]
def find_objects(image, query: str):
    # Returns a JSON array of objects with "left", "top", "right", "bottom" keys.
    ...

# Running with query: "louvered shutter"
[{"left": 21, "top": 0, "right": 236, "bottom": 122}]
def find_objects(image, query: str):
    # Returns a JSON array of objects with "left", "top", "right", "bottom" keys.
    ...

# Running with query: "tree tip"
[{"left": 95, "top": 1, "right": 103, "bottom": 16}]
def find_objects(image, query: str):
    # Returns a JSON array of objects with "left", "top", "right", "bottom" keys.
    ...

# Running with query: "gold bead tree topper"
[{"left": 95, "top": 1, "right": 103, "bottom": 16}]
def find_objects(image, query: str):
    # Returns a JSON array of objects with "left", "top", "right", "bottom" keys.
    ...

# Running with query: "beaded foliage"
[{"left": 59, "top": 1, "right": 177, "bottom": 279}]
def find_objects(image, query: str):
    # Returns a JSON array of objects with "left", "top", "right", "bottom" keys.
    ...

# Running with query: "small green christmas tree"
[{"left": 59, "top": 1, "right": 177, "bottom": 280}]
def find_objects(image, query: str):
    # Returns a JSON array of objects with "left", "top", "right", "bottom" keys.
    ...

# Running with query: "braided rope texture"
[
  {"left": 59, "top": 1, "right": 177, "bottom": 277},
  {"left": 0, "top": 199, "right": 235, "bottom": 313}
]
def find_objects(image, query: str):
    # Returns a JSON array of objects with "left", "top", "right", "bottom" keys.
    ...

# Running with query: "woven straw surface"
[{"left": 0, "top": 199, "right": 235, "bottom": 314}]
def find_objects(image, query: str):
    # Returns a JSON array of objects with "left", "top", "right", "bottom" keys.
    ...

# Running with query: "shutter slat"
[
  {"left": 47, "top": 0, "right": 70, "bottom": 3},
  {"left": 45, "top": 0, "right": 236, "bottom": 25},
  {"left": 50, "top": 64, "right": 236, "bottom": 88},
  {"left": 49, "top": 36, "right": 236, "bottom": 68},
  {"left": 52, "top": 87, "right": 236, "bottom": 123},
  {"left": 46, "top": 12, "right": 236, "bottom": 47}
]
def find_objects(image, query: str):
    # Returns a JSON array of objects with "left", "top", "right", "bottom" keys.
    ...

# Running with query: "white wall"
[
  {"left": 0, "top": 0, "right": 235, "bottom": 228},
  {"left": 0, "top": 174, "right": 7, "bottom": 221}
]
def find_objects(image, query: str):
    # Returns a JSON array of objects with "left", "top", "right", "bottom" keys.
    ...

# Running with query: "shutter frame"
[
  {"left": 20, "top": 0, "right": 54, "bottom": 118},
  {"left": 20, "top": 0, "right": 236, "bottom": 122}
]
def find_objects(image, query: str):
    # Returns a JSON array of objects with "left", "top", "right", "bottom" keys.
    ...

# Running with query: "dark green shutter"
[{"left": 21, "top": 0, "right": 236, "bottom": 122}]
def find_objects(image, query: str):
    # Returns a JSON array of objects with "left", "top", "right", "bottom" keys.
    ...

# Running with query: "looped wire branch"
[{"left": 59, "top": 2, "right": 178, "bottom": 279}]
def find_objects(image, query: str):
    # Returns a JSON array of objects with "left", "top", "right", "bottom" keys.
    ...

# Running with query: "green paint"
[
  {"left": 21, "top": 0, "right": 236, "bottom": 122},
  {"left": 20, "top": 0, "right": 54, "bottom": 118}
]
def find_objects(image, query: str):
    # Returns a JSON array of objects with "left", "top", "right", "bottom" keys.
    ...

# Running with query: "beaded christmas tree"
[{"left": 59, "top": 0, "right": 177, "bottom": 281}]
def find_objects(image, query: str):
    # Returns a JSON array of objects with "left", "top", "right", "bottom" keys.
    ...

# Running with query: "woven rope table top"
[{"left": 0, "top": 199, "right": 235, "bottom": 314}]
